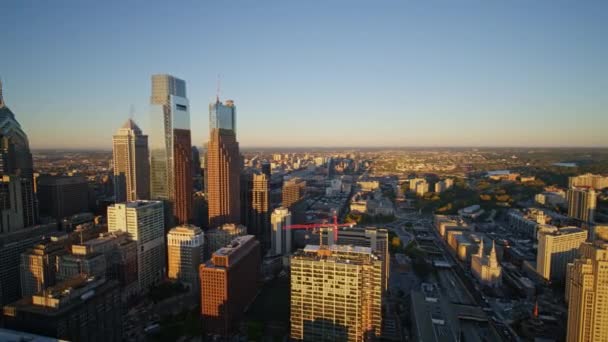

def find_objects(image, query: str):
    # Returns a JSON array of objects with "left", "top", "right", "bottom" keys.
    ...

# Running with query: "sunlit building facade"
[
  {"left": 112, "top": 119, "right": 149, "bottom": 202},
  {"left": 167, "top": 224, "right": 204, "bottom": 290}
]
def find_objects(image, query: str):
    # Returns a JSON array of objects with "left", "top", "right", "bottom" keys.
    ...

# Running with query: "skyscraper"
[
  {"left": 149, "top": 74, "right": 192, "bottom": 226},
  {"left": 207, "top": 99, "right": 241, "bottom": 228},
  {"left": 537, "top": 227, "right": 587, "bottom": 282},
  {"left": 567, "top": 187, "right": 597, "bottom": 222},
  {"left": 200, "top": 235, "right": 260, "bottom": 336},
  {"left": 271, "top": 207, "right": 292, "bottom": 256},
  {"left": 282, "top": 177, "right": 306, "bottom": 209},
  {"left": 290, "top": 245, "right": 382, "bottom": 341},
  {"left": 19, "top": 240, "right": 65, "bottom": 297},
  {"left": 0, "top": 79, "right": 36, "bottom": 227},
  {"left": 37, "top": 175, "right": 90, "bottom": 222},
  {"left": 107, "top": 201, "right": 165, "bottom": 292},
  {"left": 566, "top": 240, "right": 608, "bottom": 342},
  {"left": 241, "top": 170, "right": 270, "bottom": 249},
  {"left": 167, "top": 224, "right": 204, "bottom": 290},
  {"left": 112, "top": 119, "right": 150, "bottom": 202}
]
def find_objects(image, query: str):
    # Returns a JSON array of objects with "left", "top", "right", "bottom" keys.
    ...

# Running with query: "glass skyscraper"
[
  {"left": 149, "top": 74, "right": 193, "bottom": 226},
  {"left": 209, "top": 99, "right": 236, "bottom": 133}
]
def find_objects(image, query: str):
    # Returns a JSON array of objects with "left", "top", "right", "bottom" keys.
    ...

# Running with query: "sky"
[{"left": 1, "top": 0, "right": 607, "bottom": 149}]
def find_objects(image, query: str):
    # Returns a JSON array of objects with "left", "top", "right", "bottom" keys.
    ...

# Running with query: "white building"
[
  {"left": 536, "top": 227, "right": 587, "bottom": 282},
  {"left": 471, "top": 239, "right": 502, "bottom": 288},
  {"left": 108, "top": 200, "right": 165, "bottom": 292},
  {"left": 271, "top": 207, "right": 292, "bottom": 256},
  {"left": 167, "top": 225, "right": 204, "bottom": 289}
]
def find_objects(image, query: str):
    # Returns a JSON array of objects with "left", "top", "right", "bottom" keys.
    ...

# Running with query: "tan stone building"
[{"left": 167, "top": 224, "right": 204, "bottom": 289}]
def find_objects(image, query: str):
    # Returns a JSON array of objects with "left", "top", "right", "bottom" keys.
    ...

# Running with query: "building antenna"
[
  {"left": 216, "top": 74, "right": 221, "bottom": 102},
  {"left": 0, "top": 77, "right": 4, "bottom": 107}
]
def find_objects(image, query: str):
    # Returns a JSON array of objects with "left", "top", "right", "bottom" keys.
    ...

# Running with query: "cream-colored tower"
[
  {"left": 112, "top": 119, "right": 149, "bottom": 202},
  {"left": 167, "top": 224, "right": 204, "bottom": 290},
  {"left": 471, "top": 239, "right": 502, "bottom": 287},
  {"left": 290, "top": 245, "right": 382, "bottom": 341},
  {"left": 566, "top": 241, "right": 608, "bottom": 342}
]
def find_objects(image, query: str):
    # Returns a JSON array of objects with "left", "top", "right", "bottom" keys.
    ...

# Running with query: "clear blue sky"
[{"left": 1, "top": 0, "right": 607, "bottom": 149}]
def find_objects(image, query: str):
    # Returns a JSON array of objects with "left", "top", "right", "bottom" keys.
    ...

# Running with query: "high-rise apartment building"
[
  {"left": 20, "top": 240, "right": 65, "bottom": 297},
  {"left": 282, "top": 178, "right": 306, "bottom": 209},
  {"left": 568, "top": 173, "right": 608, "bottom": 190},
  {"left": 271, "top": 207, "right": 292, "bottom": 256},
  {"left": 537, "top": 227, "right": 587, "bottom": 282},
  {"left": 320, "top": 227, "right": 390, "bottom": 291},
  {"left": 566, "top": 240, "right": 608, "bottom": 342},
  {"left": 205, "top": 223, "right": 247, "bottom": 258},
  {"left": 567, "top": 187, "right": 597, "bottom": 222},
  {"left": 149, "top": 74, "right": 192, "bottom": 225},
  {"left": 0, "top": 80, "right": 37, "bottom": 227},
  {"left": 112, "top": 119, "right": 149, "bottom": 202},
  {"left": 3, "top": 276, "right": 123, "bottom": 342},
  {"left": 290, "top": 245, "right": 382, "bottom": 341},
  {"left": 241, "top": 170, "right": 270, "bottom": 249},
  {"left": 167, "top": 224, "right": 204, "bottom": 289},
  {"left": 37, "top": 175, "right": 90, "bottom": 222},
  {"left": 207, "top": 99, "right": 241, "bottom": 228},
  {"left": 200, "top": 235, "right": 260, "bottom": 336},
  {"left": 107, "top": 201, "right": 165, "bottom": 292}
]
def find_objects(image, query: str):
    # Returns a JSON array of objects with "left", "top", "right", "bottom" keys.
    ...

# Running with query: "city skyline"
[{"left": 2, "top": 1, "right": 607, "bottom": 149}]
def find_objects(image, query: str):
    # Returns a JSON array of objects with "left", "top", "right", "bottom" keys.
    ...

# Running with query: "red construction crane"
[{"left": 283, "top": 212, "right": 355, "bottom": 246}]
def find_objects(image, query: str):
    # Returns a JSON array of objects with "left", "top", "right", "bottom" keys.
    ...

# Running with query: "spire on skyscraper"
[{"left": 0, "top": 77, "right": 4, "bottom": 107}]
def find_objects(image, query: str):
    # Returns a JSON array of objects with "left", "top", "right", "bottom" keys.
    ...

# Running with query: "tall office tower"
[
  {"left": 290, "top": 245, "right": 382, "bottom": 341},
  {"left": 19, "top": 240, "right": 65, "bottom": 297},
  {"left": 37, "top": 175, "right": 90, "bottom": 222},
  {"left": 200, "top": 235, "right": 260, "bottom": 336},
  {"left": 241, "top": 170, "right": 270, "bottom": 249},
  {"left": 282, "top": 177, "right": 306, "bottom": 209},
  {"left": 0, "top": 175, "right": 24, "bottom": 233},
  {"left": 149, "top": 74, "right": 193, "bottom": 226},
  {"left": 271, "top": 207, "right": 292, "bottom": 256},
  {"left": 568, "top": 173, "right": 608, "bottom": 190},
  {"left": 167, "top": 224, "right": 204, "bottom": 290},
  {"left": 107, "top": 201, "right": 165, "bottom": 292},
  {"left": 3, "top": 276, "right": 123, "bottom": 342},
  {"left": 192, "top": 146, "right": 202, "bottom": 178},
  {"left": 0, "top": 80, "right": 36, "bottom": 227},
  {"left": 566, "top": 241, "right": 608, "bottom": 342},
  {"left": 261, "top": 160, "right": 271, "bottom": 179},
  {"left": 209, "top": 98, "right": 237, "bottom": 132},
  {"left": 207, "top": 99, "right": 241, "bottom": 228},
  {"left": 567, "top": 187, "right": 597, "bottom": 222},
  {"left": 320, "top": 227, "right": 390, "bottom": 291},
  {"left": 112, "top": 119, "right": 150, "bottom": 202},
  {"left": 471, "top": 239, "right": 502, "bottom": 288},
  {"left": 537, "top": 227, "right": 587, "bottom": 283},
  {"left": 205, "top": 223, "right": 247, "bottom": 258}
]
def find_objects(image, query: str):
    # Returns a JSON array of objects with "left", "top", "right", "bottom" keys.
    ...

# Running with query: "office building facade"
[
  {"left": 37, "top": 175, "right": 90, "bottom": 222},
  {"left": 290, "top": 245, "right": 382, "bottom": 341},
  {"left": 567, "top": 187, "right": 597, "bottom": 222},
  {"left": 167, "top": 224, "right": 204, "bottom": 289},
  {"left": 537, "top": 227, "right": 587, "bottom": 282},
  {"left": 271, "top": 207, "right": 292, "bottom": 256},
  {"left": 241, "top": 170, "right": 270, "bottom": 249},
  {"left": 200, "top": 235, "right": 260, "bottom": 336},
  {"left": 205, "top": 223, "right": 247, "bottom": 258},
  {"left": 282, "top": 178, "right": 306, "bottom": 209},
  {"left": 149, "top": 74, "right": 193, "bottom": 225},
  {"left": 108, "top": 201, "right": 165, "bottom": 292},
  {"left": 112, "top": 119, "right": 149, "bottom": 202},
  {"left": 20, "top": 241, "right": 65, "bottom": 297}
]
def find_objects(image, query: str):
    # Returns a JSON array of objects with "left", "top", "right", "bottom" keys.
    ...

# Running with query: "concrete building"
[
  {"left": 207, "top": 99, "right": 241, "bottom": 228},
  {"left": 206, "top": 223, "right": 247, "bottom": 258},
  {"left": 537, "top": 227, "right": 587, "bottom": 283},
  {"left": 112, "top": 119, "right": 149, "bottom": 202},
  {"left": 565, "top": 240, "right": 608, "bottom": 342},
  {"left": 3, "top": 276, "right": 122, "bottom": 342},
  {"left": 0, "top": 175, "right": 24, "bottom": 233},
  {"left": 471, "top": 239, "right": 502, "bottom": 288},
  {"left": 200, "top": 235, "right": 260, "bottom": 336},
  {"left": 290, "top": 245, "right": 382, "bottom": 341},
  {"left": 357, "top": 180, "right": 379, "bottom": 192},
  {"left": 415, "top": 180, "right": 429, "bottom": 196},
  {"left": 167, "top": 224, "right": 204, "bottom": 289},
  {"left": 57, "top": 250, "right": 106, "bottom": 281},
  {"left": 271, "top": 207, "right": 292, "bottom": 256},
  {"left": 0, "top": 223, "right": 58, "bottom": 306},
  {"left": 107, "top": 201, "right": 165, "bottom": 292},
  {"left": 568, "top": 173, "right": 608, "bottom": 190},
  {"left": 567, "top": 187, "right": 597, "bottom": 222},
  {"left": 320, "top": 227, "right": 390, "bottom": 291},
  {"left": 20, "top": 241, "right": 65, "bottom": 297},
  {"left": 282, "top": 177, "right": 306, "bottom": 209},
  {"left": 37, "top": 175, "right": 89, "bottom": 222},
  {"left": 149, "top": 74, "right": 193, "bottom": 226},
  {"left": 507, "top": 208, "right": 548, "bottom": 239}
]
